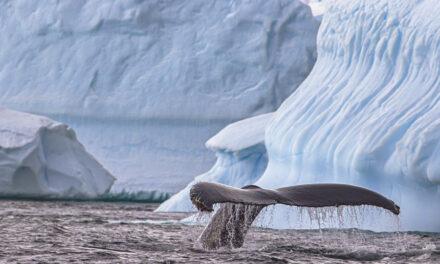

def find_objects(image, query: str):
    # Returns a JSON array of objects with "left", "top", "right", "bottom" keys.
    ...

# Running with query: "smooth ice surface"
[
  {"left": 165, "top": 0, "right": 440, "bottom": 232},
  {"left": 206, "top": 113, "right": 273, "bottom": 152},
  {"left": 157, "top": 114, "right": 272, "bottom": 212},
  {"left": 0, "top": 108, "right": 114, "bottom": 198},
  {"left": 0, "top": 0, "right": 319, "bottom": 193},
  {"left": 301, "top": 0, "right": 327, "bottom": 18}
]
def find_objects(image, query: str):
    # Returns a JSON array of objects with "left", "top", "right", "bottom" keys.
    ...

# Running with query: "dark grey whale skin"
[{"left": 190, "top": 182, "right": 400, "bottom": 249}]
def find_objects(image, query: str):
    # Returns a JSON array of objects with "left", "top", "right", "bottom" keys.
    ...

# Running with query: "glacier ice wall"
[
  {"left": 0, "top": 0, "right": 319, "bottom": 193},
  {"left": 0, "top": 108, "right": 114, "bottom": 198},
  {"left": 157, "top": 113, "right": 272, "bottom": 211},
  {"left": 258, "top": 0, "right": 440, "bottom": 231}
]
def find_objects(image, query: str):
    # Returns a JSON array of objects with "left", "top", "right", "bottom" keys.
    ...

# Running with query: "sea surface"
[{"left": 0, "top": 200, "right": 438, "bottom": 263}]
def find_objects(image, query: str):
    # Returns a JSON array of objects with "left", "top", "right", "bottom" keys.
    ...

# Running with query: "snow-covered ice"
[
  {"left": 0, "top": 0, "right": 319, "bottom": 193},
  {"left": 164, "top": 0, "right": 440, "bottom": 232},
  {"left": 300, "top": 0, "right": 327, "bottom": 18},
  {"left": 0, "top": 108, "right": 114, "bottom": 198}
]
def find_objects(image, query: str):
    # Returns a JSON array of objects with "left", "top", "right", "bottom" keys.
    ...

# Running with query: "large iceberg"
[
  {"left": 0, "top": 0, "right": 319, "bottom": 193},
  {"left": 164, "top": 0, "right": 440, "bottom": 232},
  {"left": 260, "top": 0, "right": 440, "bottom": 231},
  {"left": 0, "top": 108, "right": 114, "bottom": 198}
]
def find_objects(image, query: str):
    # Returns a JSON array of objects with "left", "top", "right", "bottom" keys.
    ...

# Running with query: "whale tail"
[{"left": 191, "top": 182, "right": 400, "bottom": 249}]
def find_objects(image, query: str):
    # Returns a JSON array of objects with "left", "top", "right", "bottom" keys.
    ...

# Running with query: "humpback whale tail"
[{"left": 190, "top": 182, "right": 400, "bottom": 249}]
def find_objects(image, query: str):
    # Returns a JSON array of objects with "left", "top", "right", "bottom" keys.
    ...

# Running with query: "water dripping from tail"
[
  {"left": 198, "top": 203, "right": 264, "bottom": 249},
  {"left": 189, "top": 182, "right": 401, "bottom": 249}
]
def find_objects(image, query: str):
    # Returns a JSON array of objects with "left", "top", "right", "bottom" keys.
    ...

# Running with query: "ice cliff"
[
  {"left": 0, "top": 0, "right": 319, "bottom": 193},
  {"left": 0, "top": 108, "right": 114, "bottom": 198},
  {"left": 164, "top": 0, "right": 440, "bottom": 231}
]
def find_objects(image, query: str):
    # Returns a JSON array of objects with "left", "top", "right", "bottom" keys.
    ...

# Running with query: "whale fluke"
[
  {"left": 190, "top": 182, "right": 400, "bottom": 215},
  {"left": 190, "top": 182, "right": 400, "bottom": 249}
]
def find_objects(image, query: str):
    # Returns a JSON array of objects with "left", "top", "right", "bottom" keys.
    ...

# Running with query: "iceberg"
[
  {"left": 0, "top": 0, "right": 319, "bottom": 193},
  {"left": 164, "top": 0, "right": 440, "bottom": 232},
  {"left": 260, "top": 0, "right": 440, "bottom": 231},
  {"left": 0, "top": 108, "right": 114, "bottom": 198}
]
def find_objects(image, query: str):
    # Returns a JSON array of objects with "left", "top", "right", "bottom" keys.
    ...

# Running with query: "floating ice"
[
  {"left": 0, "top": 0, "right": 319, "bottom": 193},
  {"left": 0, "top": 108, "right": 114, "bottom": 198}
]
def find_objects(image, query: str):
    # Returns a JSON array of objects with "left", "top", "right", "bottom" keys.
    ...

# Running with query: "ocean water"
[{"left": 1, "top": 200, "right": 439, "bottom": 263}]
